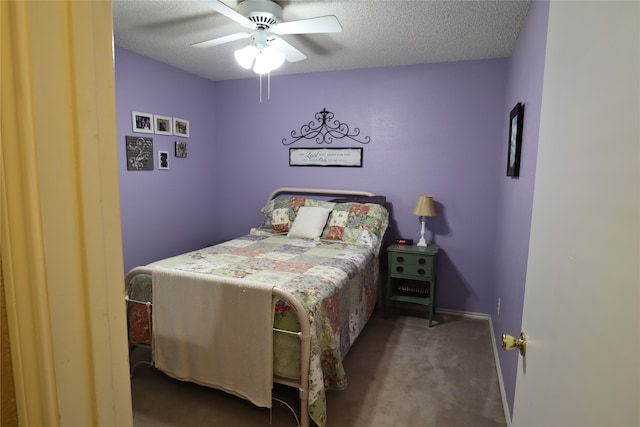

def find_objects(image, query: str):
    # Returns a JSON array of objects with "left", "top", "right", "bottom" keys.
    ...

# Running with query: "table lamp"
[{"left": 412, "top": 195, "right": 436, "bottom": 247}]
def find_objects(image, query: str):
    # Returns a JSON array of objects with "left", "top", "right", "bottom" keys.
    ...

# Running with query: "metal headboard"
[{"left": 267, "top": 187, "right": 376, "bottom": 203}]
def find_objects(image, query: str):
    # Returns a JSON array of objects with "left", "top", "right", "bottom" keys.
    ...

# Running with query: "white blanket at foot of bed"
[{"left": 152, "top": 266, "right": 275, "bottom": 408}]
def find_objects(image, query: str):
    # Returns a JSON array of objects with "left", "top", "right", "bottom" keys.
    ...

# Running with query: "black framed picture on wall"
[
  {"left": 507, "top": 102, "right": 525, "bottom": 177},
  {"left": 125, "top": 136, "right": 153, "bottom": 171}
]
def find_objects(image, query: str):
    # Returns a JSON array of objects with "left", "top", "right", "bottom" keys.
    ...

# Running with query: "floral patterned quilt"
[{"left": 126, "top": 230, "right": 383, "bottom": 427}]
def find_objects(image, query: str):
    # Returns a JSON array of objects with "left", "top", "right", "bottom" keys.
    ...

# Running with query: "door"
[
  {"left": 1, "top": 2, "right": 132, "bottom": 425},
  {"left": 511, "top": 2, "right": 639, "bottom": 426}
]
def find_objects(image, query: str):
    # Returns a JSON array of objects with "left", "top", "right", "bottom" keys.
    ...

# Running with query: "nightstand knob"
[
  {"left": 395, "top": 266, "right": 404, "bottom": 273},
  {"left": 418, "top": 258, "right": 426, "bottom": 265},
  {"left": 396, "top": 256, "right": 405, "bottom": 263},
  {"left": 418, "top": 268, "right": 425, "bottom": 275}
]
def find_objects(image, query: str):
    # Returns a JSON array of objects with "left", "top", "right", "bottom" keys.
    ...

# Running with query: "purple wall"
[
  {"left": 115, "top": 47, "right": 217, "bottom": 272},
  {"left": 493, "top": 0, "right": 549, "bottom": 417},
  {"left": 213, "top": 60, "right": 507, "bottom": 314},
  {"left": 115, "top": 51, "right": 510, "bottom": 314},
  {"left": 114, "top": 0, "right": 547, "bottom": 351},
  {"left": 114, "top": 4, "right": 550, "bottom": 415}
]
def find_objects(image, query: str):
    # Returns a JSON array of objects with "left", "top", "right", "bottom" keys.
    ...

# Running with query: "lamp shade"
[
  {"left": 252, "top": 46, "right": 284, "bottom": 74},
  {"left": 412, "top": 195, "right": 436, "bottom": 217},
  {"left": 234, "top": 45, "right": 258, "bottom": 70},
  {"left": 235, "top": 44, "right": 285, "bottom": 75}
]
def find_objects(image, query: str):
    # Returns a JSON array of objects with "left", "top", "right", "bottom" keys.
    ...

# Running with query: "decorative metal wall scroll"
[{"left": 282, "top": 108, "right": 371, "bottom": 146}]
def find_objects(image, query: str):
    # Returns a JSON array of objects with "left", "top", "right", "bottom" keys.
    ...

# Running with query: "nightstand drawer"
[
  {"left": 390, "top": 252, "right": 433, "bottom": 274},
  {"left": 389, "top": 262, "right": 432, "bottom": 278},
  {"left": 390, "top": 252, "right": 432, "bottom": 266}
]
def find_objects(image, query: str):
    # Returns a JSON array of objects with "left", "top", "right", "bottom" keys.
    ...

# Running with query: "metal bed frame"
[{"left": 126, "top": 187, "right": 378, "bottom": 427}]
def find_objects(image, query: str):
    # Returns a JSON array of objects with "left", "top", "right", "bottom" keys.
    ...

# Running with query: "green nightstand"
[{"left": 387, "top": 243, "right": 439, "bottom": 327}]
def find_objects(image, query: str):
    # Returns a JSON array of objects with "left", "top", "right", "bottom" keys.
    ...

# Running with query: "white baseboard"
[
  {"left": 436, "top": 307, "right": 491, "bottom": 320},
  {"left": 437, "top": 308, "right": 512, "bottom": 427},
  {"left": 487, "top": 315, "right": 512, "bottom": 427}
]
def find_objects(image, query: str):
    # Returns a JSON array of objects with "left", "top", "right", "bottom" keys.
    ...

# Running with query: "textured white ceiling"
[{"left": 112, "top": 0, "right": 531, "bottom": 81}]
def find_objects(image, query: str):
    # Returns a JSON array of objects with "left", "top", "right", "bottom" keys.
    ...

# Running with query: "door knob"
[{"left": 501, "top": 332, "right": 527, "bottom": 357}]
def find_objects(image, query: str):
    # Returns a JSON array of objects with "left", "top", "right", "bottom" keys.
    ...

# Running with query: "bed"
[{"left": 125, "top": 188, "right": 390, "bottom": 427}]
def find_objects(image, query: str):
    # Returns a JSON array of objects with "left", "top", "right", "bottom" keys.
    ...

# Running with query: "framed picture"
[
  {"left": 154, "top": 115, "right": 173, "bottom": 135},
  {"left": 175, "top": 141, "right": 187, "bottom": 158},
  {"left": 132, "top": 111, "right": 154, "bottom": 134},
  {"left": 507, "top": 102, "right": 525, "bottom": 177},
  {"left": 289, "top": 147, "right": 363, "bottom": 167},
  {"left": 173, "top": 117, "right": 189, "bottom": 138},
  {"left": 158, "top": 150, "right": 169, "bottom": 170},
  {"left": 126, "top": 136, "right": 153, "bottom": 170}
]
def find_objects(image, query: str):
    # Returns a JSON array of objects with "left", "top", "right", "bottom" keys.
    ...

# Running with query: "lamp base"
[{"left": 417, "top": 217, "right": 428, "bottom": 247}]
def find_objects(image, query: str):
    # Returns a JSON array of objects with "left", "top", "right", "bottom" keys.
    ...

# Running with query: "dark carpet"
[{"left": 130, "top": 308, "right": 507, "bottom": 427}]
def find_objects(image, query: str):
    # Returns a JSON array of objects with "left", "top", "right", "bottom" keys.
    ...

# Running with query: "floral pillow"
[
  {"left": 259, "top": 197, "right": 335, "bottom": 234},
  {"left": 321, "top": 202, "right": 389, "bottom": 252}
]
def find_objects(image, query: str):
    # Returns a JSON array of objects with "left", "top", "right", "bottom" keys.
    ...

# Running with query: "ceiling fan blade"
[
  {"left": 191, "top": 32, "right": 252, "bottom": 48},
  {"left": 269, "top": 37, "right": 307, "bottom": 63},
  {"left": 271, "top": 15, "right": 342, "bottom": 35},
  {"left": 200, "top": 0, "right": 255, "bottom": 29}
]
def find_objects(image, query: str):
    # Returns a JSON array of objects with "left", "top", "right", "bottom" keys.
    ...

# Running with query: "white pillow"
[{"left": 288, "top": 206, "right": 332, "bottom": 239}]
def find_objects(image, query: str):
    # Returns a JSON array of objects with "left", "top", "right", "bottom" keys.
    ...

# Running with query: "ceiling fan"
[{"left": 191, "top": 0, "right": 342, "bottom": 74}]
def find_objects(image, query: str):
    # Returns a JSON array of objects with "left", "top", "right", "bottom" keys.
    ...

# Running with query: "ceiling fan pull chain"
[{"left": 257, "top": 72, "right": 273, "bottom": 103}]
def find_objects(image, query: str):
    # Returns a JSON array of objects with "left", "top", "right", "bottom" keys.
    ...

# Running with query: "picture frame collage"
[
  {"left": 129, "top": 111, "right": 189, "bottom": 171},
  {"left": 131, "top": 111, "right": 189, "bottom": 138}
]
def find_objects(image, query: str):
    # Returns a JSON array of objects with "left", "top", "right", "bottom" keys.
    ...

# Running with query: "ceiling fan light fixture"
[
  {"left": 252, "top": 46, "right": 284, "bottom": 74},
  {"left": 234, "top": 44, "right": 258, "bottom": 69}
]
